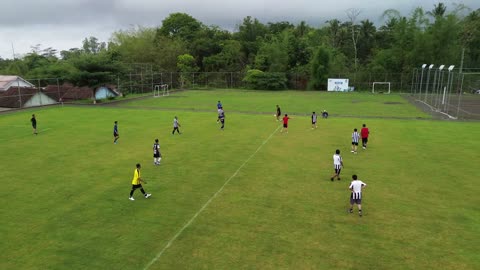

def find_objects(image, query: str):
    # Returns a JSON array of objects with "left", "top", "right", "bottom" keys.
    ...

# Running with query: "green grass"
[
  {"left": 0, "top": 90, "right": 479, "bottom": 270},
  {"left": 123, "top": 89, "right": 431, "bottom": 119}
]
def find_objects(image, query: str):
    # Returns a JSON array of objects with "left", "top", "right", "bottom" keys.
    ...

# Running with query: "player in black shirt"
[
  {"left": 113, "top": 121, "right": 119, "bottom": 144},
  {"left": 31, "top": 114, "right": 37, "bottom": 135},
  {"left": 276, "top": 105, "right": 281, "bottom": 121}
]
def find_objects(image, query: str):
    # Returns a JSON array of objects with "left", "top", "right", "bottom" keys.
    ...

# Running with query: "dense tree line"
[{"left": 0, "top": 3, "right": 478, "bottom": 90}]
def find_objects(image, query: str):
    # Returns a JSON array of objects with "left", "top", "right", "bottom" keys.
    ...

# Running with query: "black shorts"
[
  {"left": 114, "top": 132, "right": 119, "bottom": 137},
  {"left": 283, "top": 123, "right": 288, "bottom": 128},
  {"left": 220, "top": 118, "right": 225, "bottom": 123},
  {"left": 131, "top": 184, "right": 143, "bottom": 190},
  {"left": 350, "top": 194, "right": 362, "bottom": 204},
  {"left": 312, "top": 121, "right": 316, "bottom": 124},
  {"left": 334, "top": 168, "right": 341, "bottom": 174},
  {"left": 154, "top": 153, "right": 161, "bottom": 158},
  {"left": 352, "top": 142, "right": 358, "bottom": 145},
  {"left": 362, "top": 138, "right": 368, "bottom": 144},
  {"left": 32, "top": 124, "right": 37, "bottom": 129}
]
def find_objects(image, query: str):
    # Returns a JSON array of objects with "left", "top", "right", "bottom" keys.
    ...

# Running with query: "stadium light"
[
  {"left": 448, "top": 65, "right": 455, "bottom": 71},
  {"left": 418, "top": 64, "right": 428, "bottom": 96},
  {"left": 424, "top": 65, "right": 435, "bottom": 101},
  {"left": 439, "top": 65, "right": 445, "bottom": 70}
]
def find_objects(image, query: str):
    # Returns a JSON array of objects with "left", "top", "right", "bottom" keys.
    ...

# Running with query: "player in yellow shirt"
[{"left": 129, "top": 163, "right": 151, "bottom": 201}]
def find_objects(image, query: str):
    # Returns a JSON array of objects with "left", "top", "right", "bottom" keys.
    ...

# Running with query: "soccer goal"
[
  {"left": 372, "top": 82, "right": 391, "bottom": 94},
  {"left": 153, "top": 84, "right": 169, "bottom": 97}
]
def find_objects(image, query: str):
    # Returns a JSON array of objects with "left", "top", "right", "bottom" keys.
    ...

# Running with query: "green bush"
[{"left": 242, "top": 69, "right": 287, "bottom": 90}]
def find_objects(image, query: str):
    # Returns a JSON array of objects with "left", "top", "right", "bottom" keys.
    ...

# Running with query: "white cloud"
[{"left": 1, "top": 0, "right": 479, "bottom": 59}]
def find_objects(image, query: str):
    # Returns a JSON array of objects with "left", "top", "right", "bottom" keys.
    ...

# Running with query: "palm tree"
[{"left": 427, "top": 2, "right": 447, "bottom": 18}]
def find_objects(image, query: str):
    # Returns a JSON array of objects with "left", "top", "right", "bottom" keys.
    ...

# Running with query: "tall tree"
[
  {"left": 157, "top": 13, "right": 202, "bottom": 42},
  {"left": 346, "top": 8, "right": 361, "bottom": 74},
  {"left": 235, "top": 16, "right": 267, "bottom": 64},
  {"left": 357, "top": 20, "right": 376, "bottom": 64},
  {"left": 308, "top": 46, "right": 330, "bottom": 90}
]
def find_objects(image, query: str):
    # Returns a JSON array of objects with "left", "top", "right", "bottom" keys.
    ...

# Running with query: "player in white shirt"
[
  {"left": 311, "top": 112, "right": 318, "bottom": 129},
  {"left": 349, "top": 174, "right": 367, "bottom": 216},
  {"left": 172, "top": 116, "right": 181, "bottom": 135},
  {"left": 331, "top": 149, "right": 343, "bottom": 181}
]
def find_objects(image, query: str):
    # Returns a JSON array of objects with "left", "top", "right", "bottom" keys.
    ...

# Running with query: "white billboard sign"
[{"left": 327, "top": 78, "right": 349, "bottom": 91}]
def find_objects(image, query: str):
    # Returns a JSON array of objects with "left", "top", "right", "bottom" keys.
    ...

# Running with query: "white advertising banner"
[{"left": 327, "top": 78, "right": 349, "bottom": 91}]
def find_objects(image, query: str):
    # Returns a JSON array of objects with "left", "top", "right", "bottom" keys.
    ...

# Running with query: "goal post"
[
  {"left": 153, "top": 84, "right": 169, "bottom": 97},
  {"left": 372, "top": 82, "right": 391, "bottom": 94}
]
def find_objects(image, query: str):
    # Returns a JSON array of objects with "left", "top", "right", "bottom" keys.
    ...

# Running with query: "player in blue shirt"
[{"left": 113, "top": 121, "right": 119, "bottom": 144}]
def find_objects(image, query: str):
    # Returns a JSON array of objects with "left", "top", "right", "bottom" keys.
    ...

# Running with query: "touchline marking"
[{"left": 143, "top": 125, "right": 281, "bottom": 270}]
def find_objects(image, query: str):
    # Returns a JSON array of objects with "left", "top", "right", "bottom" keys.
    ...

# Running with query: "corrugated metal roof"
[{"left": 0, "top": 75, "right": 34, "bottom": 90}]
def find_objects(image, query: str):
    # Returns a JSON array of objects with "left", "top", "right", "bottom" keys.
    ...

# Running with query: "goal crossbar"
[
  {"left": 372, "top": 82, "right": 391, "bottom": 94},
  {"left": 153, "top": 84, "right": 169, "bottom": 97}
]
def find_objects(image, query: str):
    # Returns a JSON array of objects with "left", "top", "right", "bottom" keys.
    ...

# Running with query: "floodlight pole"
[
  {"left": 424, "top": 64, "right": 434, "bottom": 102},
  {"left": 443, "top": 65, "right": 455, "bottom": 112},
  {"left": 419, "top": 64, "right": 427, "bottom": 97},
  {"left": 434, "top": 65, "right": 445, "bottom": 109}
]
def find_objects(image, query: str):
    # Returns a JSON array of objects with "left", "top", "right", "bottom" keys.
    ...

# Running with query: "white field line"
[
  {"left": 415, "top": 100, "right": 457, "bottom": 119},
  {"left": 143, "top": 124, "right": 282, "bottom": 270}
]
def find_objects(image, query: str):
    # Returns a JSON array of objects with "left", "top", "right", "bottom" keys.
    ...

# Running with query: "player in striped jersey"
[
  {"left": 172, "top": 116, "right": 181, "bottom": 135},
  {"left": 351, "top": 128, "right": 360, "bottom": 154},
  {"left": 331, "top": 149, "right": 343, "bottom": 181},
  {"left": 311, "top": 112, "right": 317, "bottom": 129},
  {"left": 349, "top": 174, "right": 367, "bottom": 216},
  {"left": 218, "top": 108, "right": 225, "bottom": 130},
  {"left": 153, "top": 139, "right": 161, "bottom": 165}
]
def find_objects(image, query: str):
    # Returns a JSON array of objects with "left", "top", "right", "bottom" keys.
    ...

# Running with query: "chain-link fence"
[
  {"left": 2, "top": 71, "right": 478, "bottom": 120},
  {"left": 410, "top": 68, "right": 480, "bottom": 120},
  {"left": 116, "top": 71, "right": 415, "bottom": 93}
]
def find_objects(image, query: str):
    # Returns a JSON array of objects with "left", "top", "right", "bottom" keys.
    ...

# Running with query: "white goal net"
[
  {"left": 153, "top": 84, "right": 169, "bottom": 97},
  {"left": 372, "top": 82, "right": 391, "bottom": 94}
]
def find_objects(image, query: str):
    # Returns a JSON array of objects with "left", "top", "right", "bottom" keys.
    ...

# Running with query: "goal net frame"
[
  {"left": 153, "top": 84, "right": 169, "bottom": 97},
  {"left": 372, "top": 82, "right": 391, "bottom": 94}
]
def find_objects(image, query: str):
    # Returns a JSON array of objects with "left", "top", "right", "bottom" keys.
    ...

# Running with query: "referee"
[{"left": 129, "top": 163, "right": 151, "bottom": 201}]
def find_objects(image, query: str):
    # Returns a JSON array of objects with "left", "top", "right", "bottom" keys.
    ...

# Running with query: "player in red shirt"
[
  {"left": 361, "top": 124, "right": 369, "bottom": 149},
  {"left": 281, "top": 114, "right": 290, "bottom": 133}
]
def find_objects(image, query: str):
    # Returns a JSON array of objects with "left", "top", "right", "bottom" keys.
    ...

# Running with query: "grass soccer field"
[{"left": 1, "top": 90, "right": 479, "bottom": 270}]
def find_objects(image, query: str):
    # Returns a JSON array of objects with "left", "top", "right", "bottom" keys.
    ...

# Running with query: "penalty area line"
[{"left": 143, "top": 124, "right": 282, "bottom": 270}]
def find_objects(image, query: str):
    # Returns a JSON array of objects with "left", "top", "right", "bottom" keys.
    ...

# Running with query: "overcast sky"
[{"left": 1, "top": 0, "right": 478, "bottom": 59}]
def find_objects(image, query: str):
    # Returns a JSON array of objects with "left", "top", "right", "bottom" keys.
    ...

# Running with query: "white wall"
[{"left": 23, "top": 93, "right": 57, "bottom": 107}]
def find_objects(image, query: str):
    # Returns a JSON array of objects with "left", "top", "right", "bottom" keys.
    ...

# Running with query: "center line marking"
[{"left": 144, "top": 125, "right": 281, "bottom": 270}]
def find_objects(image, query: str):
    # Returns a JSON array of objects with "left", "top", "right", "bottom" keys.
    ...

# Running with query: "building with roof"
[
  {"left": 0, "top": 76, "right": 35, "bottom": 91},
  {"left": 0, "top": 87, "right": 57, "bottom": 108}
]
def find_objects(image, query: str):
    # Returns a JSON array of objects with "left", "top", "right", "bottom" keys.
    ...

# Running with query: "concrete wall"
[
  {"left": 24, "top": 93, "right": 57, "bottom": 107},
  {"left": 95, "top": 87, "right": 117, "bottom": 100}
]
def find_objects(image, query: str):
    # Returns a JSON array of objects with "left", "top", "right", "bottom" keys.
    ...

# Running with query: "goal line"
[{"left": 372, "top": 82, "right": 391, "bottom": 94}]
